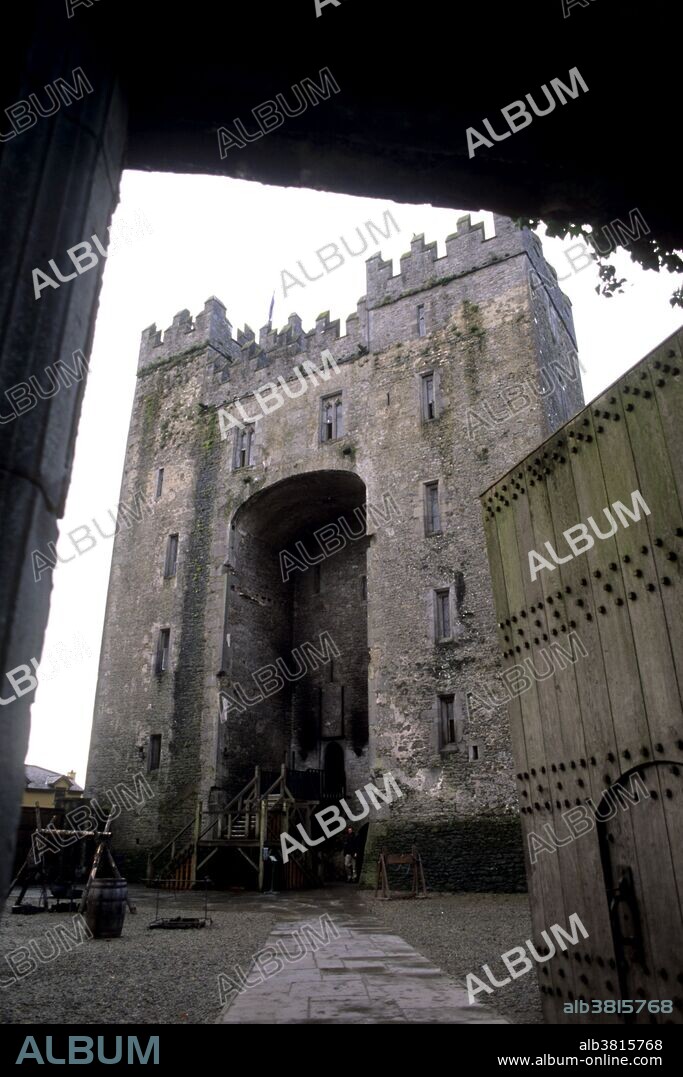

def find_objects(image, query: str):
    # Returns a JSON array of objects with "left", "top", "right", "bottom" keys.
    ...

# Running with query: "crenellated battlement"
[
  {"left": 138, "top": 296, "right": 240, "bottom": 371},
  {"left": 137, "top": 215, "right": 576, "bottom": 385},
  {"left": 364, "top": 213, "right": 524, "bottom": 307}
]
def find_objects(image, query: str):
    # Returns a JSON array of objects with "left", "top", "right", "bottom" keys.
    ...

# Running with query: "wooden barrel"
[{"left": 85, "top": 878, "right": 127, "bottom": 938}]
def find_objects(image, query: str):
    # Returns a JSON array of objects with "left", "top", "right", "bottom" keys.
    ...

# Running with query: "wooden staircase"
[{"left": 147, "top": 765, "right": 323, "bottom": 891}]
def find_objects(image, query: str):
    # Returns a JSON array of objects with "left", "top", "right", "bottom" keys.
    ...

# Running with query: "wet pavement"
[{"left": 217, "top": 888, "right": 509, "bottom": 1024}]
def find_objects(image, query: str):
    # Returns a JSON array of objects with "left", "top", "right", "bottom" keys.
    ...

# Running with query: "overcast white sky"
[{"left": 24, "top": 170, "right": 683, "bottom": 784}]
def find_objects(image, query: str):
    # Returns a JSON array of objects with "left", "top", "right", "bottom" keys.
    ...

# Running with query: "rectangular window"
[
  {"left": 417, "top": 304, "right": 426, "bottom": 337},
  {"left": 156, "top": 628, "right": 170, "bottom": 674},
  {"left": 155, "top": 468, "right": 164, "bottom": 499},
  {"left": 233, "top": 425, "right": 254, "bottom": 469},
  {"left": 424, "top": 481, "right": 441, "bottom": 535},
  {"left": 148, "top": 734, "right": 161, "bottom": 772},
  {"left": 421, "top": 372, "right": 436, "bottom": 420},
  {"left": 320, "top": 393, "right": 343, "bottom": 442},
  {"left": 469, "top": 744, "right": 480, "bottom": 761},
  {"left": 164, "top": 534, "right": 179, "bottom": 578},
  {"left": 435, "top": 589, "right": 451, "bottom": 641},
  {"left": 439, "top": 695, "right": 456, "bottom": 745},
  {"left": 313, "top": 563, "right": 321, "bottom": 594}
]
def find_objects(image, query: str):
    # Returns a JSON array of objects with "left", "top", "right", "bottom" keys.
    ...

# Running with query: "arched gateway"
[{"left": 217, "top": 469, "right": 370, "bottom": 800}]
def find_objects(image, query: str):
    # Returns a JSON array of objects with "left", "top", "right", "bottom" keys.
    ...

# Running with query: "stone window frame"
[
  {"left": 432, "top": 691, "right": 467, "bottom": 753},
  {"left": 433, "top": 586, "right": 452, "bottom": 642},
  {"left": 155, "top": 467, "right": 164, "bottom": 500},
  {"left": 320, "top": 391, "right": 344, "bottom": 443},
  {"left": 232, "top": 423, "right": 255, "bottom": 470},
  {"left": 439, "top": 694, "right": 456, "bottom": 746},
  {"left": 423, "top": 480, "right": 442, "bottom": 536},
  {"left": 419, "top": 370, "right": 438, "bottom": 422},
  {"left": 155, "top": 627, "right": 171, "bottom": 675},
  {"left": 417, "top": 303, "right": 426, "bottom": 338},
  {"left": 147, "top": 734, "right": 162, "bottom": 772},
  {"left": 163, "top": 533, "right": 179, "bottom": 579}
]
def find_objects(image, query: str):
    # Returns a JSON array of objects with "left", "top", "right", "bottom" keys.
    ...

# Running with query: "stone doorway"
[{"left": 323, "top": 741, "right": 346, "bottom": 801}]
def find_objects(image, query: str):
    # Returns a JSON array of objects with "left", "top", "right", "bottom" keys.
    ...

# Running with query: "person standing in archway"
[{"left": 342, "top": 826, "right": 358, "bottom": 882}]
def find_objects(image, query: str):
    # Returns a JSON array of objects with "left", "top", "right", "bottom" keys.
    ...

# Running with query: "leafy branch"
[{"left": 515, "top": 217, "right": 683, "bottom": 307}]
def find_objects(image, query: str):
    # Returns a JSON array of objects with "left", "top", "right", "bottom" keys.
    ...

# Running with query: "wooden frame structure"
[
  {"left": 148, "top": 765, "right": 323, "bottom": 891},
  {"left": 375, "top": 845, "right": 427, "bottom": 900}
]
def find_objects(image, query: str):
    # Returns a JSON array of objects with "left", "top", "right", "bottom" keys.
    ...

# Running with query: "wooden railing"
[{"left": 147, "top": 763, "right": 329, "bottom": 884}]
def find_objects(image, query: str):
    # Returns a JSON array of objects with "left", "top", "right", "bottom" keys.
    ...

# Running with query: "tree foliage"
[{"left": 515, "top": 217, "right": 683, "bottom": 307}]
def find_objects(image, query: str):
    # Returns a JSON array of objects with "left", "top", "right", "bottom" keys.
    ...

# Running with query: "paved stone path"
[{"left": 217, "top": 889, "right": 508, "bottom": 1024}]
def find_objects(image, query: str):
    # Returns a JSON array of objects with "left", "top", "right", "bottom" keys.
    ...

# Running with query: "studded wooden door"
[
  {"left": 480, "top": 329, "right": 683, "bottom": 1024},
  {"left": 598, "top": 762, "right": 683, "bottom": 1024}
]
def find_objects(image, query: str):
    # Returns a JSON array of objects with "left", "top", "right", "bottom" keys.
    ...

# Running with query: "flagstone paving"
[{"left": 217, "top": 889, "right": 509, "bottom": 1024}]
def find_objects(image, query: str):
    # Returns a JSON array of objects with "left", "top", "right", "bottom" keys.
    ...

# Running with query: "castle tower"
[{"left": 86, "top": 214, "right": 583, "bottom": 886}]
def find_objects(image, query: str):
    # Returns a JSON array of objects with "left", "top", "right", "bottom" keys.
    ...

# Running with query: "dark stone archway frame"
[{"left": 1, "top": 0, "right": 678, "bottom": 900}]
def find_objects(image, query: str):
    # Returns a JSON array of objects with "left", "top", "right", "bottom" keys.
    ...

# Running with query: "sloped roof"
[{"left": 25, "top": 765, "right": 83, "bottom": 793}]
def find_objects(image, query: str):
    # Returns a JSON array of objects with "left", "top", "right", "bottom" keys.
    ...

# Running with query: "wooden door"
[{"left": 598, "top": 763, "right": 683, "bottom": 1024}]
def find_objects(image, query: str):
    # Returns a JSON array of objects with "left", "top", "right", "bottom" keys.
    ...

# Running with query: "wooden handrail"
[
  {"left": 224, "top": 777, "right": 255, "bottom": 812},
  {"left": 150, "top": 817, "right": 194, "bottom": 866},
  {"left": 151, "top": 768, "right": 262, "bottom": 868},
  {"left": 149, "top": 763, "right": 321, "bottom": 876}
]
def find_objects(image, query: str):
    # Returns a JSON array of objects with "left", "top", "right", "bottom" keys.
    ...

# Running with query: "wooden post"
[
  {"left": 190, "top": 798, "right": 201, "bottom": 886},
  {"left": 258, "top": 799, "right": 266, "bottom": 891}
]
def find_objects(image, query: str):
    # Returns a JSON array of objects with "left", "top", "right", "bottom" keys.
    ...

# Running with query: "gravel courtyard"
[
  {"left": 0, "top": 887, "right": 275, "bottom": 1025},
  {"left": 1, "top": 886, "right": 541, "bottom": 1024},
  {"left": 360, "top": 891, "right": 543, "bottom": 1024}
]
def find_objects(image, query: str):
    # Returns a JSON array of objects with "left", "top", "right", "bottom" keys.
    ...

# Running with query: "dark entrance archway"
[
  {"left": 219, "top": 470, "right": 369, "bottom": 799},
  {"left": 323, "top": 741, "right": 346, "bottom": 801}
]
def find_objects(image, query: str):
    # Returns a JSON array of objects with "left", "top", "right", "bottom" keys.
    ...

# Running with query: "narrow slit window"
[
  {"left": 156, "top": 628, "right": 170, "bottom": 674},
  {"left": 439, "top": 695, "right": 456, "bottom": 745},
  {"left": 313, "top": 563, "right": 321, "bottom": 594},
  {"left": 421, "top": 372, "right": 436, "bottom": 420},
  {"left": 233, "top": 425, "right": 254, "bottom": 469},
  {"left": 320, "top": 393, "right": 343, "bottom": 442},
  {"left": 424, "top": 481, "right": 441, "bottom": 535},
  {"left": 417, "top": 304, "right": 426, "bottom": 337},
  {"left": 322, "top": 401, "right": 334, "bottom": 441},
  {"left": 155, "top": 468, "right": 164, "bottom": 499},
  {"left": 435, "top": 589, "right": 451, "bottom": 641},
  {"left": 148, "top": 734, "right": 161, "bottom": 772},
  {"left": 469, "top": 744, "right": 480, "bottom": 761},
  {"left": 361, "top": 575, "right": 367, "bottom": 600},
  {"left": 164, "top": 534, "right": 179, "bottom": 578}
]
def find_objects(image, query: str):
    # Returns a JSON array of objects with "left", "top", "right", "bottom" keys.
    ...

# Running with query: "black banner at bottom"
[{"left": 2, "top": 1022, "right": 681, "bottom": 1070}]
